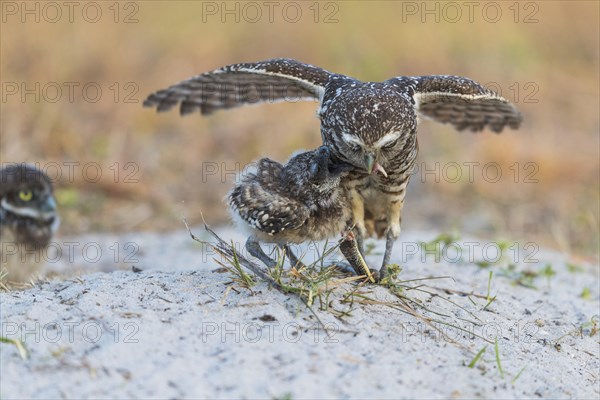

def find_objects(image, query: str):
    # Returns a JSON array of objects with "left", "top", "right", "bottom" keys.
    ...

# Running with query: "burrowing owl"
[
  {"left": 228, "top": 146, "right": 355, "bottom": 270},
  {"left": 0, "top": 164, "right": 59, "bottom": 283},
  {"left": 145, "top": 58, "right": 522, "bottom": 277}
]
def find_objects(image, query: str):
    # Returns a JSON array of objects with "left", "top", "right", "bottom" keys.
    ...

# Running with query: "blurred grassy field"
[{"left": 1, "top": 1, "right": 598, "bottom": 259}]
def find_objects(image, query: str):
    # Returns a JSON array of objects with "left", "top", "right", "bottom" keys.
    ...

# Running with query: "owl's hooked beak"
[{"left": 364, "top": 153, "right": 388, "bottom": 178}]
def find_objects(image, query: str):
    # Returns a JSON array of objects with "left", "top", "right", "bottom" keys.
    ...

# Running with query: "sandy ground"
[{"left": 1, "top": 226, "right": 599, "bottom": 399}]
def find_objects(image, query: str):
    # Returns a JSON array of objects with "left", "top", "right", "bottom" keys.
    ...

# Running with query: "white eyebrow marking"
[
  {"left": 374, "top": 131, "right": 402, "bottom": 148},
  {"left": 342, "top": 133, "right": 365, "bottom": 146}
]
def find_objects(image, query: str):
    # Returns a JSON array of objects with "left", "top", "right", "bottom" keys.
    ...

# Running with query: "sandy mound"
[{"left": 1, "top": 227, "right": 598, "bottom": 399}]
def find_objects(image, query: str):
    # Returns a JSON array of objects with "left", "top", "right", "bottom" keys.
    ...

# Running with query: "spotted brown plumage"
[
  {"left": 227, "top": 146, "right": 354, "bottom": 269},
  {"left": 144, "top": 59, "right": 329, "bottom": 115},
  {"left": 228, "top": 158, "right": 309, "bottom": 236},
  {"left": 145, "top": 58, "right": 523, "bottom": 277}
]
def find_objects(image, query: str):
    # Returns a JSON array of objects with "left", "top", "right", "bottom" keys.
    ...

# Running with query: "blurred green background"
[{"left": 1, "top": 1, "right": 598, "bottom": 259}]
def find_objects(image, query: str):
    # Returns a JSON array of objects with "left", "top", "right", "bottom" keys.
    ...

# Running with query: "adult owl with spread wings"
[{"left": 144, "top": 58, "right": 522, "bottom": 278}]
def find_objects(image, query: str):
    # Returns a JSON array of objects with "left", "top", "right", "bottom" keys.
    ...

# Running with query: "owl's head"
[
  {"left": 1, "top": 164, "right": 59, "bottom": 246},
  {"left": 306, "top": 146, "right": 354, "bottom": 188},
  {"left": 282, "top": 146, "right": 352, "bottom": 205},
  {"left": 319, "top": 83, "right": 417, "bottom": 177}
]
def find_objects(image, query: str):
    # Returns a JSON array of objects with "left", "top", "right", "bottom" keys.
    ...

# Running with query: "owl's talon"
[
  {"left": 369, "top": 268, "right": 381, "bottom": 282},
  {"left": 245, "top": 237, "right": 278, "bottom": 269},
  {"left": 328, "top": 261, "right": 356, "bottom": 275},
  {"left": 377, "top": 268, "right": 388, "bottom": 281},
  {"left": 328, "top": 262, "right": 380, "bottom": 283},
  {"left": 283, "top": 245, "right": 307, "bottom": 269}
]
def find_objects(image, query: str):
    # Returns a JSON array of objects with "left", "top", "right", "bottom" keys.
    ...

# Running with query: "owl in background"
[{"left": 0, "top": 163, "right": 59, "bottom": 284}]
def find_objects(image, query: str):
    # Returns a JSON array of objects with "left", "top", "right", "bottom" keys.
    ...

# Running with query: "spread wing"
[
  {"left": 403, "top": 75, "right": 523, "bottom": 133},
  {"left": 228, "top": 158, "right": 309, "bottom": 236},
  {"left": 144, "top": 58, "right": 332, "bottom": 116}
]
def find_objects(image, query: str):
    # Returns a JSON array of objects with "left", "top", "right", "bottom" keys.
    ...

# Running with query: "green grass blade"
[
  {"left": 468, "top": 345, "right": 487, "bottom": 368},
  {"left": 494, "top": 339, "right": 504, "bottom": 378},
  {"left": 511, "top": 365, "right": 526, "bottom": 384},
  {"left": 0, "top": 336, "right": 28, "bottom": 360}
]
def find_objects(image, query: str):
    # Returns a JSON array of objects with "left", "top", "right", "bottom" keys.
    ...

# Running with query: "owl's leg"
[
  {"left": 379, "top": 198, "right": 404, "bottom": 278},
  {"left": 349, "top": 189, "right": 366, "bottom": 257},
  {"left": 381, "top": 230, "right": 397, "bottom": 275},
  {"left": 283, "top": 244, "right": 307, "bottom": 269},
  {"left": 245, "top": 237, "right": 277, "bottom": 269}
]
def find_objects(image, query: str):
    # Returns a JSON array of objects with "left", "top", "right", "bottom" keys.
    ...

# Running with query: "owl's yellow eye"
[{"left": 19, "top": 190, "right": 33, "bottom": 202}]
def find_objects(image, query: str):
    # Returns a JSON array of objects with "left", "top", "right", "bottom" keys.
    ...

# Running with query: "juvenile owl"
[
  {"left": 228, "top": 146, "right": 356, "bottom": 271},
  {"left": 0, "top": 164, "right": 59, "bottom": 283}
]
